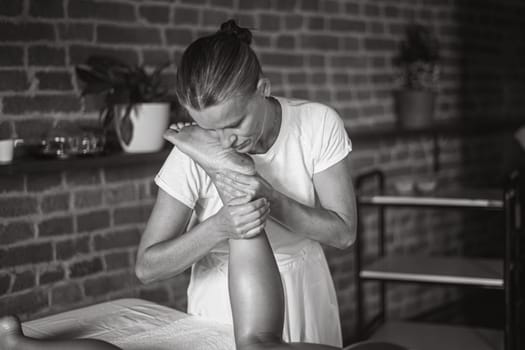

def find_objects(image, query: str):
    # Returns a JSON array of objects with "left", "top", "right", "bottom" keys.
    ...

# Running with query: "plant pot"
[
  {"left": 395, "top": 90, "right": 435, "bottom": 128},
  {"left": 115, "top": 102, "right": 170, "bottom": 153}
]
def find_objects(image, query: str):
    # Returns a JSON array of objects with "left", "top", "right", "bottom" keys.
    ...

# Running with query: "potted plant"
[
  {"left": 75, "top": 55, "right": 171, "bottom": 153},
  {"left": 393, "top": 23, "right": 440, "bottom": 128}
]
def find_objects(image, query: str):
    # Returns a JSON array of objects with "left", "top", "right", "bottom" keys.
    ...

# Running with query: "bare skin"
[
  {"left": 164, "top": 125, "right": 255, "bottom": 176},
  {"left": 163, "top": 124, "right": 254, "bottom": 207}
]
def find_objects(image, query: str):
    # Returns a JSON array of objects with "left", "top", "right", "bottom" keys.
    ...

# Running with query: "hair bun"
[{"left": 219, "top": 19, "right": 252, "bottom": 45}]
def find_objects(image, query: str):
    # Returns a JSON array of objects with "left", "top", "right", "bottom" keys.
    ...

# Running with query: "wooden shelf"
[
  {"left": 358, "top": 188, "right": 503, "bottom": 209},
  {"left": 360, "top": 255, "right": 503, "bottom": 288},
  {"left": 0, "top": 148, "right": 171, "bottom": 175},
  {"left": 369, "top": 321, "right": 503, "bottom": 350}
]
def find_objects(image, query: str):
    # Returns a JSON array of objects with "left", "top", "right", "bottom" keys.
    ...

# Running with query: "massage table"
[
  {"left": 21, "top": 298, "right": 379, "bottom": 349},
  {"left": 22, "top": 298, "right": 235, "bottom": 350}
]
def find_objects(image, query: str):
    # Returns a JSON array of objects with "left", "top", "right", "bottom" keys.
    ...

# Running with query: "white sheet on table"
[
  {"left": 22, "top": 298, "right": 235, "bottom": 350},
  {"left": 108, "top": 316, "right": 235, "bottom": 350}
]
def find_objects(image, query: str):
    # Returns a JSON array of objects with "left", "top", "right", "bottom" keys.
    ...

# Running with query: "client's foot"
[
  {"left": 164, "top": 125, "right": 255, "bottom": 176},
  {"left": 0, "top": 316, "right": 23, "bottom": 349}
]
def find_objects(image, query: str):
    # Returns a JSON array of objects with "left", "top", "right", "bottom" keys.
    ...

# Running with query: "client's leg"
[
  {"left": 228, "top": 235, "right": 284, "bottom": 346},
  {"left": 0, "top": 316, "right": 121, "bottom": 350},
  {"left": 228, "top": 235, "right": 339, "bottom": 350}
]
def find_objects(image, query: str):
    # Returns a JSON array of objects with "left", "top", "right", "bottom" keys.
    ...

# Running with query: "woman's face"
[{"left": 185, "top": 91, "right": 267, "bottom": 154}]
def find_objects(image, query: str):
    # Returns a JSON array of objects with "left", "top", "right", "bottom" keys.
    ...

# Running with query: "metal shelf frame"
[{"left": 354, "top": 169, "right": 522, "bottom": 350}]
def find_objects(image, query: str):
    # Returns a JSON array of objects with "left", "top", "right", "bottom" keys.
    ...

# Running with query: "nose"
[{"left": 218, "top": 130, "right": 237, "bottom": 149}]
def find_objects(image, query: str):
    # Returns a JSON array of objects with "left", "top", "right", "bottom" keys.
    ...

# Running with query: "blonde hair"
[{"left": 175, "top": 20, "right": 262, "bottom": 110}]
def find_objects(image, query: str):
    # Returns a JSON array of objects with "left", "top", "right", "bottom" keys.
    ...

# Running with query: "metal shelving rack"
[{"left": 354, "top": 169, "right": 522, "bottom": 350}]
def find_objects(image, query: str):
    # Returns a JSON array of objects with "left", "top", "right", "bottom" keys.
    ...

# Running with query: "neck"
[{"left": 252, "top": 97, "right": 281, "bottom": 154}]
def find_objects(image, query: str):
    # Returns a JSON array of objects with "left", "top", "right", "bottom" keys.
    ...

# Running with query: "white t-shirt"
[{"left": 155, "top": 96, "right": 352, "bottom": 254}]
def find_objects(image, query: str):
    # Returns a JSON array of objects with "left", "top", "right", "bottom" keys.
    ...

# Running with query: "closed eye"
[{"left": 223, "top": 117, "right": 244, "bottom": 130}]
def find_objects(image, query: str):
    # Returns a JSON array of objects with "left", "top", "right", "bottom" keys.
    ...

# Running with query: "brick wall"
[{"left": 1, "top": 0, "right": 524, "bottom": 345}]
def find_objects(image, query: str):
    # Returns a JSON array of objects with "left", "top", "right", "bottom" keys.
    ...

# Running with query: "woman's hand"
[
  {"left": 168, "top": 122, "right": 196, "bottom": 133},
  {"left": 213, "top": 197, "right": 270, "bottom": 239},
  {"left": 215, "top": 170, "right": 276, "bottom": 203}
]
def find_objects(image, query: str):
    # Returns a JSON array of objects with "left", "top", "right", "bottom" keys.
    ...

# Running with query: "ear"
[{"left": 256, "top": 78, "right": 271, "bottom": 97}]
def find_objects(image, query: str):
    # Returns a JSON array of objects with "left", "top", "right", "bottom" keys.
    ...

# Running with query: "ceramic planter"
[{"left": 114, "top": 102, "right": 170, "bottom": 153}]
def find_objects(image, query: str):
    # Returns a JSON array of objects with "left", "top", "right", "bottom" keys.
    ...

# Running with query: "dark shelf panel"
[
  {"left": 347, "top": 118, "right": 524, "bottom": 143},
  {"left": 0, "top": 148, "right": 171, "bottom": 175}
]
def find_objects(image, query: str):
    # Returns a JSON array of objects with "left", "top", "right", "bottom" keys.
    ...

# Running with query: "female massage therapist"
[{"left": 135, "top": 20, "right": 357, "bottom": 348}]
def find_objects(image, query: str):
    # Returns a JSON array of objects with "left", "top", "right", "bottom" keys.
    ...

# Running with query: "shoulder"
[
  {"left": 276, "top": 96, "right": 344, "bottom": 136},
  {"left": 162, "top": 145, "right": 201, "bottom": 173},
  {"left": 278, "top": 96, "right": 338, "bottom": 117},
  {"left": 157, "top": 146, "right": 212, "bottom": 194}
]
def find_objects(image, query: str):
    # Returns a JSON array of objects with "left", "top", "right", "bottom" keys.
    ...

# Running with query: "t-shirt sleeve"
[
  {"left": 154, "top": 146, "right": 203, "bottom": 209},
  {"left": 312, "top": 106, "right": 352, "bottom": 174}
]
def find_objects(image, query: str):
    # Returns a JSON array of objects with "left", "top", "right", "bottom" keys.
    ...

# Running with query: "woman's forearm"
[
  {"left": 135, "top": 216, "right": 227, "bottom": 284},
  {"left": 268, "top": 192, "right": 356, "bottom": 249}
]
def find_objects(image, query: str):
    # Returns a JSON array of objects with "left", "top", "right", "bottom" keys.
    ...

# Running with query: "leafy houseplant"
[
  {"left": 393, "top": 24, "right": 440, "bottom": 128},
  {"left": 75, "top": 55, "right": 171, "bottom": 152}
]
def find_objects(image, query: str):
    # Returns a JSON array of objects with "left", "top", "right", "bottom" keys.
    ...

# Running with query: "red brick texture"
[{"left": 1, "top": 0, "right": 524, "bottom": 345}]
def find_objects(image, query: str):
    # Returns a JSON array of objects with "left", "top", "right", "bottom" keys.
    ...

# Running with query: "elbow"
[
  {"left": 135, "top": 254, "right": 155, "bottom": 284},
  {"left": 134, "top": 261, "right": 148, "bottom": 284},
  {"left": 330, "top": 212, "right": 357, "bottom": 249},
  {"left": 335, "top": 220, "right": 357, "bottom": 250},
  {"left": 336, "top": 231, "right": 355, "bottom": 249}
]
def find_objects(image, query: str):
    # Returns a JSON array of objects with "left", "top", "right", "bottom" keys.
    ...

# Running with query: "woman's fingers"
[
  {"left": 237, "top": 204, "right": 270, "bottom": 232},
  {"left": 216, "top": 171, "right": 273, "bottom": 204},
  {"left": 217, "top": 171, "right": 253, "bottom": 188},
  {"left": 216, "top": 181, "right": 248, "bottom": 201},
  {"left": 226, "top": 195, "right": 251, "bottom": 206},
  {"left": 225, "top": 198, "right": 269, "bottom": 239},
  {"left": 242, "top": 222, "right": 267, "bottom": 239},
  {"left": 168, "top": 123, "right": 182, "bottom": 132},
  {"left": 236, "top": 208, "right": 270, "bottom": 238},
  {"left": 168, "top": 122, "right": 195, "bottom": 132},
  {"left": 229, "top": 197, "right": 267, "bottom": 215},
  {"left": 218, "top": 170, "right": 252, "bottom": 186},
  {"left": 216, "top": 177, "right": 252, "bottom": 197}
]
